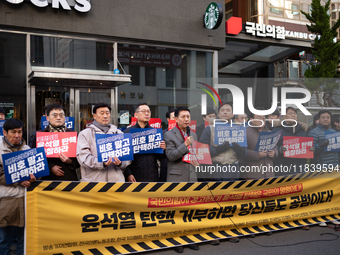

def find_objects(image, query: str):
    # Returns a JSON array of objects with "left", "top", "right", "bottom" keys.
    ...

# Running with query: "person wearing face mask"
[{"left": 77, "top": 103, "right": 130, "bottom": 182}]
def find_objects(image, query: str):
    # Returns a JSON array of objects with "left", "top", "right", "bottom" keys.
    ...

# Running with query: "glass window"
[
  {"left": 268, "top": 0, "right": 283, "bottom": 8},
  {"left": 285, "top": 10, "right": 300, "bottom": 19},
  {"left": 331, "top": 4, "right": 337, "bottom": 12},
  {"left": 0, "top": 32, "right": 27, "bottom": 135},
  {"left": 117, "top": 44, "right": 213, "bottom": 128},
  {"left": 145, "top": 66, "right": 156, "bottom": 87},
  {"left": 285, "top": 1, "right": 300, "bottom": 10},
  {"left": 332, "top": 12, "right": 337, "bottom": 19},
  {"left": 31, "top": 35, "right": 114, "bottom": 71},
  {"left": 269, "top": 7, "right": 284, "bottom": 17},
  {"left": 129, "top": 65, "right": 140, "bottom": 86},
  {"left": 0, "top": 41, "right": 4, "bottom": 76},
  {"left": 250, "top": 0, "right": 266, "bottom": 16},
  {"left": 166, "top": 67, "right": 175, "bottom": 88}
]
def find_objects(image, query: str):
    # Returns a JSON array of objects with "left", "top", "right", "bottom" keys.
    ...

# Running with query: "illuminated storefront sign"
[
  {"left": 245, "top": 22, "right": 316, "bottom": 40},
  {"left": 5, "top": 0, "right": 91, "bottom": 13}
]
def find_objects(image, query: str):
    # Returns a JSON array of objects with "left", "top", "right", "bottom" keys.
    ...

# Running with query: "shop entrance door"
[
  {"left": 34, "top": 86, "right": 114, "bottom": 134},
  {"left": 74, "top": 88, "right": 114, "bottom": 132}
]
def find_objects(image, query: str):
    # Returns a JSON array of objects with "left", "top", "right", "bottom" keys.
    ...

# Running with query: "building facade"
[{"left": 0, "top": 0, "right": 225, "bottom": 138}]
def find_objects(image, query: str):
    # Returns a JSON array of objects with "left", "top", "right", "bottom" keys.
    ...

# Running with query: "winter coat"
[
  {"left": 31, "top": 127, "right": 80, "bottom": 181},
  {"left": 164, "top": 127, "right": 198, "bottom": 182},
  {"left": 0, "top": 137, "right": 30, "bottom": 227},
  {"left": 76, "top": 123, "right": 130, "bottom": 182},
  {"left": 308, "top": 124, "right": 339, "bottom": 167},
  {"left": 272, "top": 122, "right": 307, "bottom": 174},
  {"left": 123, "top": 123, "right": 165, "bottom": 182},
  {"left": 241, "top": 126, "right": 278, "bottom": 179}
]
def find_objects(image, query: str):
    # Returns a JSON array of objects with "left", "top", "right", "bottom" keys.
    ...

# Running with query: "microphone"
[{"left": 186, "top": 126, "right": 190, "bottom": 136}]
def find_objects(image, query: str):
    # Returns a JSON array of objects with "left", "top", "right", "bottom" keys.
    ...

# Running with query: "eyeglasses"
[
  {"left": 50, "top": 113, "right": 65, "bottom": 118},
  {"left": 138, "top": 110, "right": 151, "bottom": 114}
]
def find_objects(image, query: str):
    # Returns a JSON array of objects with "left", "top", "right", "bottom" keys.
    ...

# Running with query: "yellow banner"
[{"left": 26, "top": 171, "right": 340, "bottom": 254}]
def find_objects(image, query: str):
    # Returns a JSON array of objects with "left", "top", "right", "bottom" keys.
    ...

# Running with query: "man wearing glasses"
[
  {"left": 31, "top": 103, "right": 80, "bottom": 181},
  {"left": 272, "top": 107, "right": 310, "bottom": 176},
  {"left": 124, "top": 103, "right": 166, "bottom": 182}
]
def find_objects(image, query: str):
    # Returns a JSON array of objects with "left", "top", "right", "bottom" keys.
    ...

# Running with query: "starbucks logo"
[{"left": 204, "top": 2, "right": 223, "bottom": 30}]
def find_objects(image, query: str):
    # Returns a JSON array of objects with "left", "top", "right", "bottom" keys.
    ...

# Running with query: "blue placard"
[
  {"left": 0, "top": 119, "right": 5, "bottom": 137},
  {"left": 130, "top": 128, "right": 164, "bottom": 154},
  {"left": 325, "top": 131, "right": 340, "bottom": 152},
  {"left": 40, "top": 116, "right": 75, "bottom": 130},
  {"left": 254, "top": 130, "right": 282, "bottom": 151},
  {"left": 214, "top": 124, "right": 247, "bottom": 147},
  {"left": 2, "top": 147, "right": 50, "bottom": 185},
  {"left": 95, "top": 133, "right": 133, "bottom": 162}
]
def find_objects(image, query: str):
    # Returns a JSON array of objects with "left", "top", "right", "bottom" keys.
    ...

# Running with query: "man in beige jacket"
[
  {"left": 76, "top": 103, "right": 130, "bottom": 182},
  {"left": 0, "top": 118, "right": 36, "bottom": 255}
]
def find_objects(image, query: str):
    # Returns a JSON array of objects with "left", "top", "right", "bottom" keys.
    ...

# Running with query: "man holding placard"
[
  {"left": 77, "top": 103, "right": 130, "bottom": 182},
  {"left": 199, "top": 102, "right": 246, "bottom": 182},
  {"left": 308, "top": 110, "right": 339, "bottom": 168},
  {"left": 272, "top": 107, "right": 311, "bottom": 175},
  {"left": 124, "top": 103, "right": 166, "bottom": 182},
  {"left": 31, "top": 103, "right": 80, "bottom": 181},
  {"left": 241, "top": 112, "right": 278, "bottom": 180},
  {"left": 0, "top": 118, "right": 36, "bottom": 255}
]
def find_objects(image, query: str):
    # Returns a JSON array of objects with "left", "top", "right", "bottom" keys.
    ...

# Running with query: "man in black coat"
[
  {"left": 272, "top": 107, "right": 309, "bottom": 176},
  {"left": 196, "top": 107, "right": 216, "bottom": 141},
  {"left": 31, "top": 103, "right": 79, "bottom": 181},
  {"left": 124, "top": 103, "right": 166, "bottom": 182}
]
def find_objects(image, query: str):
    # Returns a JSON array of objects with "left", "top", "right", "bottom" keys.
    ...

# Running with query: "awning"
[
  {"left": 28, "top": 66, "right": 131, "bottom": 87},
  {"left": 219, "top": 33, "right": 312, "bottom": 75}
]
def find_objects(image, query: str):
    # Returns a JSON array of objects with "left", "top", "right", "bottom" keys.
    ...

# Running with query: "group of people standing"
[{"left": 1, "top": 101, "right": 340, "bottom": 254}]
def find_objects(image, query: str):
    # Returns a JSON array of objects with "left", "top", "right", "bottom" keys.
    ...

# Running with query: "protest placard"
[
  {"left": 130, "top": 128, "right": 163, "bottom": 154},
  {"left": 168, "top": 119, "right": 176, "bottom": 130},
  {"left": 2, "top": 147, "right": 49, "bottom": 184},
  {"left": 283, "top": 136, "right": 314, "bottom": 158},
  {"left": 131, "top": 117, "right": 162, "bottom": 129},
  {"left": 36, "top": 132, "right": 77, "bottom": 158},
  {"left": 191, "top": 140, "right": 212, "bottom": 164},
  {"left": 214, "top": 124, "right": 247, "bottom": 147},
  {"left": 325, "top": 131, "right": 340, "bottom": 152},
  {"left": 95, "top": 133, "right": 133, "bottom": 162},
  {"left": 0, "top": 119, "right": 5, "bottom": 137},
  {"left": 190, "top": 120, "right": 197, "bottom": 133},
  {"left": 254, "top": 130, "right": 282, "bottom": 151},
  {"left": 40, "top": 116, "right": 75, "bottom": 130}
]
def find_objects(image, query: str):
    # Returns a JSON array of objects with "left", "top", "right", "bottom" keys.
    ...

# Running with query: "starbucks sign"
[{"left": 204, "top": 2, "right": 223, "bottom": 30}]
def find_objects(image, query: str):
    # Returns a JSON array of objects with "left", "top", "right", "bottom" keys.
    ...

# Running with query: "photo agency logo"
[{"left": 198, "top": 82, "right": 312, "bottom": 127}]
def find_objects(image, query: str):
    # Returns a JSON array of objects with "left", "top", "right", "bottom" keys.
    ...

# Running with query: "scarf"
[
  {"left": 4, "top": 136, "right": 23, "bottom": 150},
  {"left": 48, "top": 124, "right": 66, "bottom": 132},
  {"left": 93, "top": 120, "right": 111, "bottom": 133},
  {"left": 176, "top": 123, "right": 188, "bottom": 140}
]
